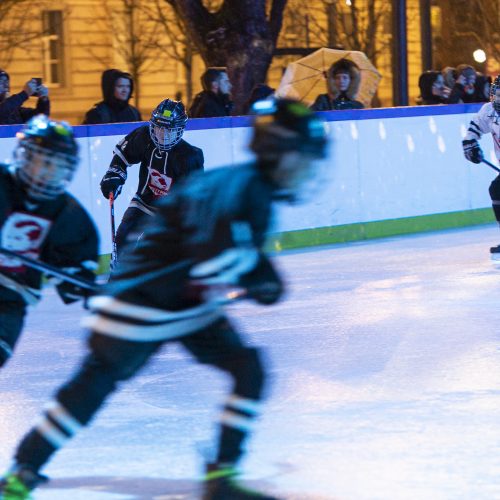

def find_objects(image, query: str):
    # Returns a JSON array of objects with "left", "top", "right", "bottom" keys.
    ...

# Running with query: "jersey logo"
[
  {"left": 0, "top": 212, "right": 52, "bottom": 271},
  {"left": 148, "top": 169, "right": 172, "bottom": 198}
]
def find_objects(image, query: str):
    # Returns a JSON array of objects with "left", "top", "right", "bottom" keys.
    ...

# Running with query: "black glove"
[
  {"left": 462, "top": 139, "right": 484, "bottom": 164},
  {"left": 55, "top": 267, "right": 96, "bottom": 304},
  {"left": 100, "top": 167, "right": 126, "bottom": 199},
  {"left": 238, "top": 254, "right": 284, "bottom": 306},
  {"left": 246, "top": 280, "right": 283, "bottom": 305}
]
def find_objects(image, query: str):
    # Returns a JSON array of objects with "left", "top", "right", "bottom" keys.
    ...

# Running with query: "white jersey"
[{"left": 464, "top": 102, "right": 500, "bottom": 161}]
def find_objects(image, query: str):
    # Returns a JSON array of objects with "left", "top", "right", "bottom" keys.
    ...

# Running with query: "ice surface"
[{"left": 1, "top": 224, "right": 500, "bottom": 499}]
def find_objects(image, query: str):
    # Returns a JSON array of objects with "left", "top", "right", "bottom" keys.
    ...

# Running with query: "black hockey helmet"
[
  {"left": 491, "top": 75, "right": 500, "bottom": 113},
  {"left": 250, "top": 98, "right": 327, "bottom": 161},
  {"left": 15, "top": 115, "right": 79, "bottom": 200},
  {"left": 149, "top": 99, "right": 188, "bottom": 151}
]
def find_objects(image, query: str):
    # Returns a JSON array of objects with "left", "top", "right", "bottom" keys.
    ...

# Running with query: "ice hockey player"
[
  {"left": 462, "top": 74, "right": 500, "bottom": 259},
  {"left": 99, "top": 98, "right": 204, "bottom": 258},
  {"left": 0, "top": 98, "right": 328, "bottom": 500},
  {"left": 0, "top": 115, "right": 98, "bottom": 369}
]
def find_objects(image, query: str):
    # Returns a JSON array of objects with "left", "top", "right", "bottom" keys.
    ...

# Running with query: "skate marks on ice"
[
  {"left": 36, "top": 475, "right": 331, "bottom": 500},
  {"left": 37, "top": 476, "right": 197, "bottom": 499}
]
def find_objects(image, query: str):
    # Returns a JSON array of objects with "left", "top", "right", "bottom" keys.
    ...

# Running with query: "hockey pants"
[
  {"left": 115, "top": 206, "right": 149, "bottom": 258},
  {"left": 0, "top": 299, "right": 26, "bottom": 366},
  {"left": 14, "top": 317, "right": 266, "bottom": 471},
  {"left": 489, "top": 174, "right": 500, "bottom": 222}
]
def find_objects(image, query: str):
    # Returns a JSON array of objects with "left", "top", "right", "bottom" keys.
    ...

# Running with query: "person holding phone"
[{"left": 0, "top": 71, "right": 50, "bottom": 125}]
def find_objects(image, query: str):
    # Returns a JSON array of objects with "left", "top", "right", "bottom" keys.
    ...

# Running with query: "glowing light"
[
  {"left": 345, "top": 0, "right": 352, "bottom": 5},
  {"left": 378, "top": 121, "right": 386, "bottom": 140},
  {"left": 350, "top": 122, "right": 358, "bottom": 140},
  {"left": 473, "top": 49, "right": 486, "bottom": 63},
  {"left": 406, "top": 134, "right": 415, "bottom": 152},
  {"left": 437, "top": 135, "right": 446, "bottom": 153},
  {"left": 429, "top": 117, "right": 437, "bottom": 134}
]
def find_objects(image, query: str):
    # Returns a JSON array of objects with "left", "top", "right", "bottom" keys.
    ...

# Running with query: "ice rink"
[{"left": 1, "top": 224, "right": 500, "bottom": 500}]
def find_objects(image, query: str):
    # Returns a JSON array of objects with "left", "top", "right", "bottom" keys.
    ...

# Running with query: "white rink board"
[{"left": 0, "top": 104, "right": 493, "bottom": 254}]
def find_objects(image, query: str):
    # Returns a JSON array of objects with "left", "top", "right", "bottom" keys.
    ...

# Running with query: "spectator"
[
  {"left": 472, "top": 73, "right": 491, "bottom": 103},
  {"left": 82, "top": 69, "right": 141, "bottom": 124},
  {"left": 447, "top": 64, "right": 482, "bottom": 104},
  {"left": 243, "top": 83, "right": 275, "bottom": 114},
  {"left": 0, "top": 71, "right": 50, "bottom": 125},
  {"left": 417, "top": 71, "right": 451, "bottom": 105},
  {"left": 310, "top": 59, "right": 364, "bottom": 111},
  {"left": 189, "top": 67, "right": 233, "bottom": 118},
  {"left": 442, "top": 67, "right": 457, "bottom": 90}
]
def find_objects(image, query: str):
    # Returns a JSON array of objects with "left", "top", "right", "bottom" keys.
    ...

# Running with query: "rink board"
[{"left": 0, "top": 103, "right": 494, "bottom": 255}]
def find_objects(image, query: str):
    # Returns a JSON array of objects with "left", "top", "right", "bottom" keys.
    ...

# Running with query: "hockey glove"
[
  {"left": 100, "top": 167, "right": 126, "bottom": 199},
  {"left": 55, "top": 267, "right": 96, "bottom": 304},
  {"left": 462, "top": 139, "right": 484, "bottom": 164},
  {"left": 238, "top": 254, "right": 284, "bottom": 306}
]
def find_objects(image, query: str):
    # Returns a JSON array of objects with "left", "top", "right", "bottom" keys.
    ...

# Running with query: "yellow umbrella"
[{"left": 276, "top": 47, "right": 382, "bottom": 107}]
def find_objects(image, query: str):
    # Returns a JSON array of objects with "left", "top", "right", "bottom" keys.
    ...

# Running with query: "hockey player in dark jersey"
[
  {"left": 99, "top": 98, "right": 204, "bottom": 258},
  {"left": 0, "top": 115, "right": 99, "bottom": 369},
  {"left": 0, "top": 99, "right": 328, "bottom": 500}
]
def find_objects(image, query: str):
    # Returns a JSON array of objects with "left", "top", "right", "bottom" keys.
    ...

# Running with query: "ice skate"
[
  {"left": 490, "top": 244, "right": 500, "bottom": 261},
  {"left": 0, "top": 465, "right": 47, "bottom": 500},
  {"left": 202, "top": 464, "right": 280, "bottom": 500}
]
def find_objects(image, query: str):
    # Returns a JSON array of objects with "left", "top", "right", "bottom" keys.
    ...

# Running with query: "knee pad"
[
  {"left": 0, "top": 339, "right": 12, "bottom": 367},
  {"left": 225, "top": 347, "right": 266, "bottom": 400},
  {"left": 56, "top": 355, "right": 119, "bottom": 424},
  {"left": 489, "top": 176, "right": 500, "bottom": 200}
]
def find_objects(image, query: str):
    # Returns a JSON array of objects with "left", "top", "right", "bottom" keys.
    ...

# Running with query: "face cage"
[
  {"left": 15, "top": 142, "right": 78, "bottom": 200},
  {"left": 149, "top": 122, "right": 185, "bottom": 151},
  {"left": 492, "top": 86, "right": 500, "bottom": 113}
]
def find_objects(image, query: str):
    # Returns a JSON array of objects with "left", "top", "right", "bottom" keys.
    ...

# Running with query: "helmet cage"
[
  {"left": 490, "top": 76, "right": 500, "bottom": 113},
  {"left": 16, "top": 140, "right": 78, "bottom": 200},
  {"left": 149, "top": 120, "right": 185, "bottom": 151}
]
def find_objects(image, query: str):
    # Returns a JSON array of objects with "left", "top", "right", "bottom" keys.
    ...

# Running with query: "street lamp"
[{"left": 473, "top": 49, "right": 487, "bottom": 63}]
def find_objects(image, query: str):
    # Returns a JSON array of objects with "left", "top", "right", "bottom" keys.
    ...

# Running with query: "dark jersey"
[
  {"left": 101, "top": 165, "right": 273, "bottom": 304},
  {"left": 0, "top": 165, "right": 99, "bottom": 302},
  {"left": 108, "top": 125, "right": 204, "bottom": 213},
  {"left": 85, "top": 164, "right": 281, "bottom": 341}
]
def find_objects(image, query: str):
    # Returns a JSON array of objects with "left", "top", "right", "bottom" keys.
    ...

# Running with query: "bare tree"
[
  {"left": 141, "top": 0, "right": 197, "bottom": 103},
  {"left": 0, "top": 0, "right": 50, "bottom": 67},
  {"left": 164, "top": 0, "right": 288, "bottom": 114},
  {"left": 281, "top": 0, "right": 390, "bottom": 66},
  {"left": 87, "top": 0, "right": 171, "bottom": 108},
  {"left": 436, "top": 0, "right": 500, "bottom": 68}
]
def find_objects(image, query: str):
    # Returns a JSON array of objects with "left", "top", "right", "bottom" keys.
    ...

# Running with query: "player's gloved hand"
[
  {"left": 54, "top": 267, "right": 96, "bottom": 304},
  {"left": 237, "top": 254, "right": 284, "bottom": 306},
  {"left": 245, "top": 280, "right": 283, "bottom": 305},
  {"left": 100, "top": 168, "right": 126, "bottom": 199},
  {"left": 462, "top": 139, "right": 484, "bottom": 164}
]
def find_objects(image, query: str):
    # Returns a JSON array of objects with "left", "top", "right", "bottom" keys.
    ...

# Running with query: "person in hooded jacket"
[
  {"left": 417, "top": 71, "right": 451, "bottom": 105},
  {"left": 82, "top": 69, "right": 142, "bottom": 125},
  {"left": 310, "top": 59, "right": 364, "bottom": 111},
  {"left": 0, "top": 70, "right": 50, "bottom": 125}
]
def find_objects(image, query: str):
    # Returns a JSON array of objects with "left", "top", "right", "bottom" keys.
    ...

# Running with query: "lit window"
[{"left": 42, "top": 10, "right": 65, "bottom": 87}]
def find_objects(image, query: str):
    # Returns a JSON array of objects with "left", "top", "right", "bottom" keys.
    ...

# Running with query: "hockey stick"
[
  {"left": 0, "top": 247, "right": 96, "bottom": 290},
  {"left": 109, "top": 192, "right": 118, "bottom": 270},
  {"left": 481, "top": 158, "right": 500, "bottom": 173}
]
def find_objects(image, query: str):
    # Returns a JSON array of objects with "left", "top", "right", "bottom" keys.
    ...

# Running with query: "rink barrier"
[
  {"left": 265, "top": 207, "right": 494, "bottom": 251},
  {"left": 0, "top": 102, "right": 494, "bottom": 267}
]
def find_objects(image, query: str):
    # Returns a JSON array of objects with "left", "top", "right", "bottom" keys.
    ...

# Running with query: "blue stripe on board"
[{"left": 0, "top": 103, "right": 484, "bottom": 139}]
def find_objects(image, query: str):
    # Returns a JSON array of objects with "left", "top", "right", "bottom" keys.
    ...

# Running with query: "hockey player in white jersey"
[{"left": 462, "top": 75, "right": 500, "bottom": 258}]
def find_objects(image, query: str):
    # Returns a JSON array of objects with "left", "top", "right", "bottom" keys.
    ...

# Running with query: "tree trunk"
[{"left": 166, "top": 0, "right": 287, "bottom": 114}]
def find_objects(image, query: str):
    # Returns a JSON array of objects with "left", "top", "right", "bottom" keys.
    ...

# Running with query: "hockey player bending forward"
[
  {"left": 0, "top": 99, "right": 328, "bottom": 500},
  {"left": 99, "top": 98, "right": 204, "bottom": 258},
  {"left": 0, "top": 115, "right": 98, "bottom": 369},
  {"left": 462, "top": 75, "right": 500, "bottom": 259}
]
